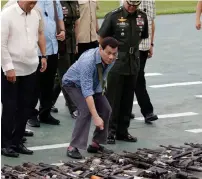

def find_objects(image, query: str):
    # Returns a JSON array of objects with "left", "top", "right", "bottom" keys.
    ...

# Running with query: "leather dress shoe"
[
  {"left": 24, "top": 130, "right": 34, "bottom": 137},
  {"left": 13, "top": 144, "right": 33, "bottom": 155},
  {"left": 130, "top": 113, "right": 135, "bottom": 119},
  {"left": 116, "top": 133, "right": 137, "bottom": 142},
  {"left": 87, "top": 144, "right": 113, "bottom": 154},
  {"left": 145, "top": 113, "right": 158, "bottom": 124},
  {"left": 71, "top": 110, "right": 78, "bottom": 119},
  {"left": 40, "top": 115, "right": 60, "bottom": 125},
  {"left": 67, "top": 147, "right": 82, "bottom": 159},
  {"left": 1, "top": 147, "right": 19, "bottom": 158},
  {"left": 27, "top": 117, "right": 40, "bottom": 127},
  {"left": 51, "top": 106, "right": 58, "bottom": 113}
]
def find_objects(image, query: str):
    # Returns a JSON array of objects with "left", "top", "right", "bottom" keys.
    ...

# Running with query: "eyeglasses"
[{"left": 126, "top": 1, "right": 137, "bottom": 7}]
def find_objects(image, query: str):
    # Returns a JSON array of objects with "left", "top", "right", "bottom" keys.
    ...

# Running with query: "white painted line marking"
[
  {"left": 28, "top": 143, "right": 70, "bottom": 151},
  {"left": 135, "top": 112, "right": 198, "bottom": 121},
  {"left": 133, "top": 101, "right": 138, "bottom": 105},
  {"left": 185, "top": 128, "right": 202, "bottom": 133},
  {"left": 58, "top": 73, "right": 162, "bottom": 97},
  {"left": 26, "top": 112, "right": 199, "bottom": 151},
  {"left": 195, "top": 95, "right": 202, "bottom": 98},
  {"left": 150, "top": 81, "right": 202, "bottom": 88},
  {"left": 51, "top": 163, "right": 64, "bottom": 166},
  {"left": 145, "top": 73, "right": 163, "bottom": 77},
  {"left": 25, "top": 129, "right": 33, "bottom": 132}
]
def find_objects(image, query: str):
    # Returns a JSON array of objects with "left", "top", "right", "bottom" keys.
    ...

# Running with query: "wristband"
[{"left": 41, "top": 55, "right": 47, "bottom": 59}]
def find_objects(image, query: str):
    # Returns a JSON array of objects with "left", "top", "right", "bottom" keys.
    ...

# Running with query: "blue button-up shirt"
[
  {"left": 37, "top": 0, "right": 63, "bottom": 56},
  {"left": 62, "top": 48, "right": 115, "bottom": 98}
]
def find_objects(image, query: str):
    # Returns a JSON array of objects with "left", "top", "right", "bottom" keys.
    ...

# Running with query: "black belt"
[{"left": 119, "top": 46, "right": 137, "bottom": 54}]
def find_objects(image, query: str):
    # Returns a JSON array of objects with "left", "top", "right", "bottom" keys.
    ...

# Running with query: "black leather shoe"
[
  {"left": 130, "top": 113, "right": 135, "bottom": 119},
  {"left": 71, "top": 110, "right": 78, "bottom": 119},
  {"left": 67, "top": 147, "right": 82, "bottom": 159},
  {"left": 145, "top": 113, "right": 158, "bottom": 124},
  {"left": 51, "top": 106, "right": 58, "bottom": 113},
  {"left": 24, "top": 130, "right": 34, "bottom": 137},
  {"left": 116, "top": 133, "right": 137, "bottom": 142},
  {"left": 1, "top": 147, "right": 19, "bottom": 158},
  {"left": 27, "top": 117, "right": 40, "bottom": 127},
  {"left": 13, "top": 144, "right": 33, "bottom": 155},
  {"left": 87, "top": 144, "right": 113, "bottom": 154},
  {"left": 40, "top": 115, "right": 60, "bottom": 125}
]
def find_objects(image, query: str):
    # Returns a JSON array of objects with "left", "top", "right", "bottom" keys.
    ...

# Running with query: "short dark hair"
[{"left": 100, "top": 37, "right": 119, "bottom": 50}]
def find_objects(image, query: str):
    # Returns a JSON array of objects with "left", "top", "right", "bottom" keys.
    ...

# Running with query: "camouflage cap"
[{"left": 126, "top": 0, "right": 141, "bottom": 6}]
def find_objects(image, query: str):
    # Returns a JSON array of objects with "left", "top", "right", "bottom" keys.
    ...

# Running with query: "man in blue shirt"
[
  {"left": 62, "top": 37, "right": 119, "bottom": 159},
  {"left": 27, "top": 0, "right": 66, "bottom": 127}
]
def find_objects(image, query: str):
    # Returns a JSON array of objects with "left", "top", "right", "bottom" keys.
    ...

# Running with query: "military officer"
[
  {"left": 98, "top": 0, "right": 149, "bottom": 144},
  {"left": 51, "top": 1, "right": 80, "bottom": 119}
]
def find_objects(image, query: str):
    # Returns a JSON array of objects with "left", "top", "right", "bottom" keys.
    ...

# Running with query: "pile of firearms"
[{"left": 1, "top": 142, "right": 202, "bottom": 179}]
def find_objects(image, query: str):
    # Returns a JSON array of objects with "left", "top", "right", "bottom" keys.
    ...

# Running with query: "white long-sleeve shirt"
[{"left": 1, "top": 2, "right": 40, "bottom": 76}]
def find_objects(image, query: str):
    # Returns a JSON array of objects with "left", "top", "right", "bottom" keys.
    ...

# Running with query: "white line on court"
[
  {"left": 58, "top": 73, "right": 163, "bottom": 97},
  {"left": 26, "top": 112, "right": 199, "bottom": 151},
  {"left": 195, "top": 95, "right": 202, "bottom": 98},
  {"left": 51, "top": 163, "right": 64, "bottom": 166},
  {"left": 28, "top": 143, "right": 70, "bottom": 151},
  {"left": 150, "top": 81, "right": 202, "bottom": 88},
  {"left": 185, "top": 128, "right": 202, "bottom": 133},
  {"left": 135, "top": 112, "right": 198, "bottom": 121},
  {"left": 145, "top": 73, "right": 163, "bottom": 77}
]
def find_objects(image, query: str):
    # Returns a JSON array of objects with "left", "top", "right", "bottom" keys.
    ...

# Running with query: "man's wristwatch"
[{"left": 41, "top": 55, "right": 47, "bottom": 59}]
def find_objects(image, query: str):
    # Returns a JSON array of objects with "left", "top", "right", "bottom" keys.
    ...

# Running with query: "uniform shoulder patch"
[
  {"left": 111, "top": 6, "right": 122, "bottom": 14},
  {"left": 104, "top": 7, "right": 122, "bottom": 19}
]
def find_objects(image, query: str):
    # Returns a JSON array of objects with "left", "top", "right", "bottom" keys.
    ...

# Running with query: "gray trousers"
[{"left": 63, "top": 86, "right": 112, "bottom": 150}]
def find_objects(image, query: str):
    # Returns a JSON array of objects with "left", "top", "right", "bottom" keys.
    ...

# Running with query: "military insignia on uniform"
[
  {"left": 112, "top": 8, "right": 118, "bottom": 13},
  {"left": 116, "top": 17, "right": 129, "bottom": 28},
  {"left": 118, "top": 17, "right": 127, "bottom": 22},
  {"left": 136, "top": 17, "right": 144, "bottom": 26}
]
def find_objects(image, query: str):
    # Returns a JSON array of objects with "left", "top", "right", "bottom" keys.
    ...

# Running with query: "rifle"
[{"left": 184, "top": 143, "right": 202, "bottom": 149}]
